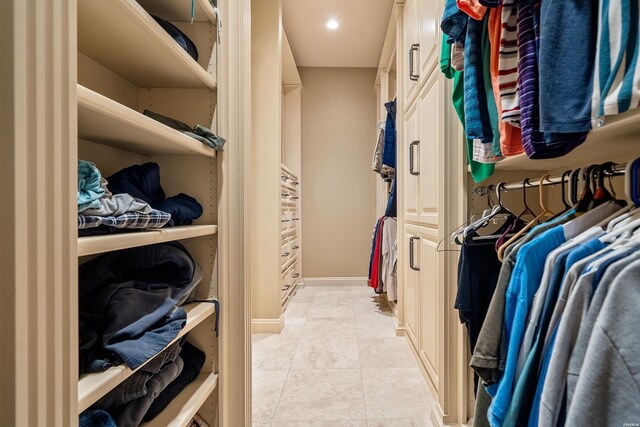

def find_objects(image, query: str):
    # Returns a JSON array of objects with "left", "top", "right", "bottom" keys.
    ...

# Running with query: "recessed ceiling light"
[{"left": 325, "top": 18, "right": 339, "bottom": 30}]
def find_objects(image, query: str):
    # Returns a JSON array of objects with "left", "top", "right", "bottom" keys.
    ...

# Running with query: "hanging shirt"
[
  {"left": 488, "top": 6, "right": 523, "bottom": 157},
  {"left": 457, "top": 0, "right": 487, "bottom": 20},
  {"left": 518, "top": 0, "right": 589, "bottom": 159},
  {"left": 464, "top": 16, "right": 494, "bottom": 143},
  {"left": 442, "top": 0, "right": 470, "bottom": 43},
  {"left": 488, "top": 226, "right": 567, "bottom": 427},
  {"left": 565, "top": 248, "right": 640, "bottom": 408},
  {"left": 592, "top": 1, "right": 640, "bottom": 128},
  {"left": 497, "top": 0, "right": 521, "bottom": 127},
  {"left": 440, "top": 35, "right": 495, "bottom": 182},
  {"left": 382, "top": 100, "right": 396, "bottom": 170},
  {"left": 538, "top": 0, "right": 596, "bottom": 133},
  {"left": 564, "top": 259, "right": 640, "bottom": 426},
  {"left": 381, "top": 217, "right": 398, "bottom": 301},
  {"left": 370, "top": 218, "right": 385, "bottom": 291}
]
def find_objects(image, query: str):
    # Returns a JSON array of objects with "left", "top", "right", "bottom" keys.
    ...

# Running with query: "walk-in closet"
[{"left": 3, "top": 0, "right": 640, "bottom": 426}]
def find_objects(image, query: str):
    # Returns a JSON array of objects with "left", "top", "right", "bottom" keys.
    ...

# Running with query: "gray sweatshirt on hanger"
[
  {"left": 565, "top": 248, "right": 640, "bottom": 407},
  {"left": 564, "top": 258, "right": 640, "bottom": 426}
]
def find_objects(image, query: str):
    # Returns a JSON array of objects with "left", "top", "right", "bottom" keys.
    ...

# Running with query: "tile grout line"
[{"left": 270, "top": 290, "right": 310, "bottom": 424}]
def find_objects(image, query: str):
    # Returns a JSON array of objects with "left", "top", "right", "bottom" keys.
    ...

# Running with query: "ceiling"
[{"left": 282, "top": 0, "right": 395, "bottom": 68}]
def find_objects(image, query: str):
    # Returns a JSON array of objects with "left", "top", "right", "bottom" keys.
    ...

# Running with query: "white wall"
[{"left": 300, "top": 67, "right": 377, "bottom": 278}]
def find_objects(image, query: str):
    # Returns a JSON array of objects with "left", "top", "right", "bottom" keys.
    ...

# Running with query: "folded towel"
[{"left": 78, "top": 160, "right": 106, "bottom": 212}]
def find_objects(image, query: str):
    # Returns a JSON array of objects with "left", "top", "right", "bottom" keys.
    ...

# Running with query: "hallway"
[{"left": 252, "top": 285, "right": 437, "bottom": 426}]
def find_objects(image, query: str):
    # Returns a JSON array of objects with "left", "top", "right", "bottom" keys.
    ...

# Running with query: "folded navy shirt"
[{"left": 107, "top": 163, "right": 203, "bottom": 226}]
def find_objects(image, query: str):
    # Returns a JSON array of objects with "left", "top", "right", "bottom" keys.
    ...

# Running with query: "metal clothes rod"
[{"left": 473, "top": 163, "right": 627, "bottom": 194}]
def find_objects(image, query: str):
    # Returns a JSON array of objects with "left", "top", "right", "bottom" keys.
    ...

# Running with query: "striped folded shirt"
[{"left": 78, "top": 209, "right": 172, "bottom": 230}]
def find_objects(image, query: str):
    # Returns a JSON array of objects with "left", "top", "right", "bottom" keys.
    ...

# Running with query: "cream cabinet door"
[
  {"left": 404, "top": 225, "right": 421, "bottom": 347},
  {"left": 419, "top": 229, "right": 440, "bottom": 387},
  {"left": 403, "top": 0, "right": 420, "bottom": 107},
  {"left": 418, "top": 77, "right": 440, "bottom": 227},
  {"left": 418, "top": 0, "right": 439, "bottom": 81},
  {"left": 403, "top": 101, "right": 420, "bottom": 223}
]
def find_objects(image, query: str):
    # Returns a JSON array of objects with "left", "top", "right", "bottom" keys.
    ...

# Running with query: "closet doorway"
[{"left": 249, "top": 0, "right": 437, "bottom": 425}]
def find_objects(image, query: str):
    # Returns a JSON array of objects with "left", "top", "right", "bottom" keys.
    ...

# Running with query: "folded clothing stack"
[
  {"left": 79, "top": 242, "right": 203, "bottom": 374},
  {"left": 77, "top": 161, "right": 204, "bottom": 236},
  {"left": 80, "top": 338, "right": 206, "bottom": 427},
  {"left": 77, "top": 160, "right": 172, "bottom": 235}
]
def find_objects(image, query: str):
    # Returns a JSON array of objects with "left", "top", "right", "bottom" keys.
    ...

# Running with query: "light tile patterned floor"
[{"left": 252, "top": 285, "right": 437, "bottom": 426}]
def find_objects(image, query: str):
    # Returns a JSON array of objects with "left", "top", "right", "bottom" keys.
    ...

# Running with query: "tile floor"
[{"left": 252, "top": 285, "right": 437, "bottom": 426}]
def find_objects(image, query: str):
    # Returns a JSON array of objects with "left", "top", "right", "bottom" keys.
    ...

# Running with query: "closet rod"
[{"left": 474, "top": 162, "right": 627, "bottom": 194}]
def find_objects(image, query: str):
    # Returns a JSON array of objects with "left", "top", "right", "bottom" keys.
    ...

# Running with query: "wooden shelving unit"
[
  {"left": 78, "top": 85, "right": 217, "bottom": 157},
  {"left": 77, "top": 0, "right": 217, "bottom": 89},
  {"left": 78, "top": 302, "right": 215, "bottom": 413},
  {"left": 78, "top": 225, "right": 218, "bottom": 257},
  {"left": 75, "top": 0, "right": 222, "bottom": 424},
  {"left": 137, "top": 0, "right": 219, "bottom": 23},
  {"left": 495, "top": 109, "right": 640, "bottom": 171},
  {"left": 142, "top": 372, "right": 219, "bottom": 427}
]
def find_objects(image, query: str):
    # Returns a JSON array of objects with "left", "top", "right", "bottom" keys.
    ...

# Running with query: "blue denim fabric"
[
  {"left": 382, "top": 100, "right": 396, "bottom": 170},
  {"left": 79, "top": 242, "right": 200, "bottom": 373},
  {"left": 110, "top": 355, "right": 184, "bottom": 427},
  {"left": 143, "top": 341, "right": 206, "bottom": 422},
  {"left": 79, "top": 410, "right": 116, "bottom": 427},
  {"left": 94, "top": 339, "right": 184, "bottom": 409},
  {"left": 107, "top": 163, "right": 203, "bottom": 226}
]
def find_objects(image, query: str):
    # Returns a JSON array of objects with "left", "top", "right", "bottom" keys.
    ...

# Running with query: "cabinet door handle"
[
  {"left": 292, "top": 273, "right": 300, "bottom": 278},
  {"left": 409, "top": 43, "right": 420, "bottom": 81},
  {"left": 409, "top": 236, "right": 420, "bottom": 271},
  {"left": 292, "top": 245, "right": 300, "bottom": 249},
  {"left": 409, "top": 140, "right": 420, "bottom": 176},
  {"left": 282, "top": 252, "right": 291, "bottom": 257}
]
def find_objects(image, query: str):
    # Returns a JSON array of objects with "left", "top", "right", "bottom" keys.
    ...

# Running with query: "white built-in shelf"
[
  {"left": 77, "top": 0, "right": 217, "bottom": 89},
  {"left": 137, "top": 0, "right": 218, "bottom": 23},
  {"left": 78, "top": 85, "right": 217, "bottom": 157},
  {"left": 78, "top": 225, "right": 218, "bottom": 257},
  {"left": 78, "top": 302, "right": 216, "bottom": 413},
  {"left": 142, "top": 372, "right": 219, "bottom": 427},
  {"left": 494, "top": 109, "right": 640, "bottom": 171}
]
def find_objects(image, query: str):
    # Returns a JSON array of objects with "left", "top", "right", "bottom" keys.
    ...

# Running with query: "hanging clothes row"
[
  {"left": 440, "top": 0, "right": 640, "bottom": 182},
  {"left": 368, "top": 216, "right": 398, "bottom": 301},
  {"left": 454, "top": 160, "right": 640, "bottom": 427}
]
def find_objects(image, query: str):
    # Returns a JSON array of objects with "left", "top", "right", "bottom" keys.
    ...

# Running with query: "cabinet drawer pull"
[
  {"left": 409, "top": 140, "right": 420, "bottom": 176},
  {"left": 292, "top": 273, "right": 300, "bottom": 278},
  {"left": 409, "top": 236, "right": 420, "bottom": 271},
  {"left": 409, "top": 43, "right": 420, "bottom": 81},
  {"left": 291, "top": 196, "right": 299, "bottom": 200},
  {"left": 292, "top": 245, "right": 300, "bottom": 249},
  {"left": 282, "top": 252, "right": 291, "bottom": 257},
  {"left": 282, "top": 219, "right": 290, "bottom": 223}
]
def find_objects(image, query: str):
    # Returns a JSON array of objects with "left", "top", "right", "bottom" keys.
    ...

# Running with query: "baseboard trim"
[
  {"left": 303, "top": 277, "right": 368, "bottom": 287},
  {"left": 251, "top": 315, "right": 284, "bottom": 334}
]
